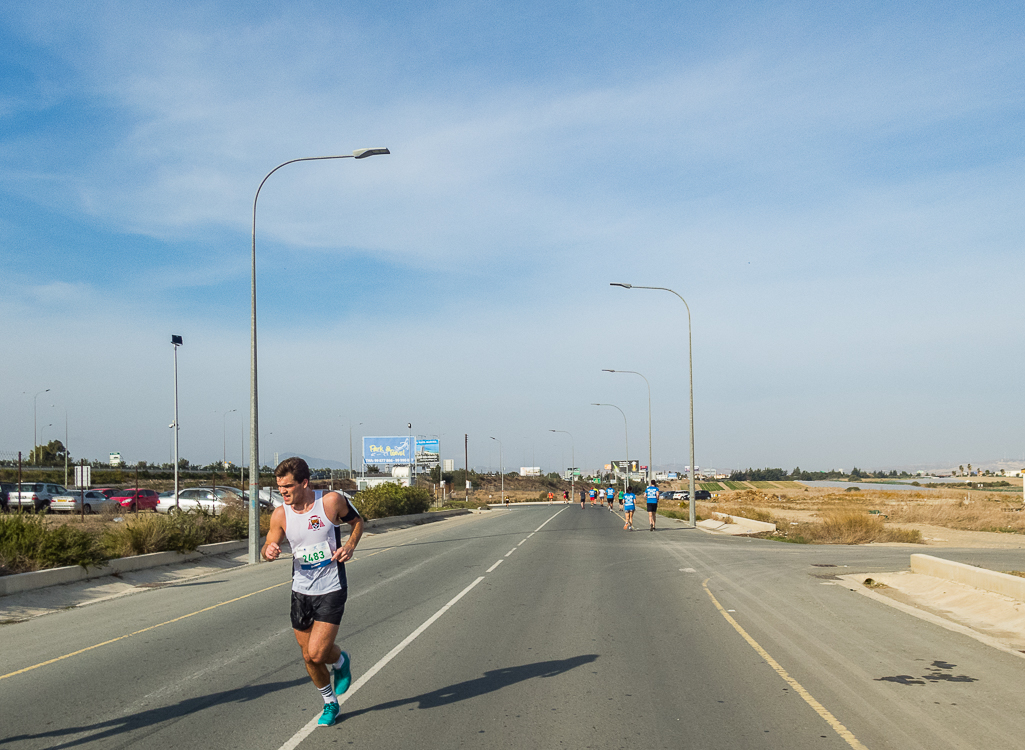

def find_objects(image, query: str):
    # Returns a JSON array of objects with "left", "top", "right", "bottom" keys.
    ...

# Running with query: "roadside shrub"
[
  {"left": 353, "top": 484, "right": 432, "bottom": 520},
  {"left": 0, "top": 514, "right": 108, "bottom": 574},
  {"left": 102, "top": 515, "right": 170, "bottom": 557}
]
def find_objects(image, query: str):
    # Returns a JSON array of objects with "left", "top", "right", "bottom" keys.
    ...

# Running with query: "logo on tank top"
[{"left": 308, "top": 515, "right": 324, "bottom": 531}]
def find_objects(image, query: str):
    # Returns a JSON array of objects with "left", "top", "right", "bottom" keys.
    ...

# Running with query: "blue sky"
[{"left": 1, "top": 1, "right": 1023, "bottom": 474}]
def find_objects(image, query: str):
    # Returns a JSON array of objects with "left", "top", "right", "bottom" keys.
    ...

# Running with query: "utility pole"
[{"left": 464, "top": 434, "right": 469, "bottom": 502}]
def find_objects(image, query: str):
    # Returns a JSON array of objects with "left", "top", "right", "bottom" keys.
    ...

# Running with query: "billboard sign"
[
  {"left": 612, "top": 460, "right": 639, "bottom": 473},
  {"left": 416, "top": 438, "right": 440, "bottom": 467},
  {"left": 364, "top": 436, "right": 411, "bottom": 465}
]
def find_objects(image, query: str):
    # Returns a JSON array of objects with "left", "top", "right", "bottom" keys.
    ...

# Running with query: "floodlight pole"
[
  {"left": 250, "top": 148, "right": 390, "bottom": 564},
  {"left": 610, "top": 283, "right": 696, "bottom": 526}
]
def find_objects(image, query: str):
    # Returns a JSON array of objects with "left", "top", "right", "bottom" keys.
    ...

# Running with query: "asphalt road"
[{"left": 2, "top": 505, "right": 1025, "bottom": 749}]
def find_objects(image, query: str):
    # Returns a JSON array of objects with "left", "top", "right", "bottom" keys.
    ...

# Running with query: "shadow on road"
[
  {"left": 0, "top": 678, "right": 307, "bottom": 749},
  {"left": 342, "top": 654, "right": 599, "bottom": 720}
]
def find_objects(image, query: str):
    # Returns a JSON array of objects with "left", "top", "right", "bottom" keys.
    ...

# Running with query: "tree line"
[{"left": 728, "top": 467, "right": 913, "bottom": 481}]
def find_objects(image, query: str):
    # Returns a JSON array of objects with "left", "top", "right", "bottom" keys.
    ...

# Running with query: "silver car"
[
  {"left": 156, "top": 487, "right": 242, "bottom": 515},
  {"left": 50, "top": 490, "right": 119, "bottom": 514}
]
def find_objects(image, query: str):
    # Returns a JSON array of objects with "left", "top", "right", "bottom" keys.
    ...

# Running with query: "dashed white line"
[
  {"left": 486, "top": 560, "right": 504, "bottom": 573},
  {"left": 505, "top": 548, "right": 517, "bottom": 557}
]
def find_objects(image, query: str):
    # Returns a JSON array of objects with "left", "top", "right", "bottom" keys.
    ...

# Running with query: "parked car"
[
  {"left": 50, "top": 489, "right": 119, "bottom": 514},
  {"left": 7, "top": 482, "right": 70, "bottom": 511},
  {"left": 156, "top": 487, "right": 242, "bottom": 515},
  {"left": 694, "top": 489, "right": 712, "bottom": 500},
  {"left": 659, "top": 490, "right": 689, "bottom": 501},
  {"left": 94, "top": 487, "right": 120, "bottom": 499},
  {"left": 110, "top": 488, "right": 160, "bottom": 512},
  {"left": 0, "top": 481, "right": 15, "bottom": 512}
]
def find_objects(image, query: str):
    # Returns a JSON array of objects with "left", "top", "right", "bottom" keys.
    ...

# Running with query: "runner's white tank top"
[{"left": 284, "top": 495, "right": 346, "bottom": 595}]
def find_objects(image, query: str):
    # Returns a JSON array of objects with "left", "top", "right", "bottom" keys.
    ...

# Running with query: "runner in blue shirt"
[
  {"left": 623, "top": 491, "right": 636, "bottom": 531},
  {"left": 605, "top": 485, "right": 615, "bottom": 512},
  {"left": 645, "top": 481, "right": 659, "bottom": 531}
]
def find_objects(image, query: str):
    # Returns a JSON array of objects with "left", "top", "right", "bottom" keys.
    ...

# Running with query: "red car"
[{"left": 110, "top": 488, "right": 160, "bottom": 511}]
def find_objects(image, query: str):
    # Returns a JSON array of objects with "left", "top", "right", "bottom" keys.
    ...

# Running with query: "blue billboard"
[{"left": 363, "top": 436, "right": 411, "bottom": 465}]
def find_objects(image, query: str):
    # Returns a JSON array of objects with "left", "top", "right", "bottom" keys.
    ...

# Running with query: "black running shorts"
[
  {"left": 646, "top": 502, "right": 658, "bottom": 513},
  {"left": 290, "top": 588, "right": 348, "bottom": 631}
]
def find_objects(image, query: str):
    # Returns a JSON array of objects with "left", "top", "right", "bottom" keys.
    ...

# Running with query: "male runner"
[
  {"left": 605, "top": 484, "right": 615, "bottom": 512},
  {"left": 562, "top": 490, "right": 569, "bottom": 504},
  {"left": 262, "top": 457, "right": 364, "bottom": 728},
  {"left": 579, "top": 488, "right": 586, "bottom": 509},
  {"left": 547, "top": 491, "right": 554, "bottom": 505},
  {"left": 645, "top": 480, "right": 659, "bottom": 531},
  {"left": 589, "top": 488, "right": 597, "bottom": 507}
]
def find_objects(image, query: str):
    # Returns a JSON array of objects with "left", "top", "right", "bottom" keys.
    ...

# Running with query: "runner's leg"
[{"left": 295, "top": 621, "right": 342, "bottom": 688}]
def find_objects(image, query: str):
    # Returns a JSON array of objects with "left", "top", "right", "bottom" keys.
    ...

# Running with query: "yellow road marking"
[
  {"left": 702, "top": 579, "right": 868, "bottom": 750},
  {"left": 2, "top": 512, "right": 465, "bottom": 682},
  {"left": 0, "top": 581, "right": 290, "bottom": 682}
]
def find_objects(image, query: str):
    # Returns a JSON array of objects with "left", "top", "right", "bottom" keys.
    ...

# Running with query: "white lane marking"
[
  {"left": 486, "top": 560, "right": 504, "bottom": 573},
  {"left": 505, "top": 548, "right": 517, "bottom": 557},
  {"left": 534, "top": 508, "right": 566, "bottom": 533},
  {"left": 277, "top": 576, "right": 486, "bottom": 750},
  {"left": 517, "top": 539, "right": 527, "bottom": 546},
  {"left": 527, "top": 532, "right": 535, "bottom": 538}
]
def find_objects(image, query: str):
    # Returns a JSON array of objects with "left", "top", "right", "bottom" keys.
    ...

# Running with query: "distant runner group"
[{"left": 581, "top": 480, "right": 660, "bottom": 532}]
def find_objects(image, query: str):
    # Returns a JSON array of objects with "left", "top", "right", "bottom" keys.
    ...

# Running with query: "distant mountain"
[{"left": 273, "top": 452, "right": 349, "bottom": 471}]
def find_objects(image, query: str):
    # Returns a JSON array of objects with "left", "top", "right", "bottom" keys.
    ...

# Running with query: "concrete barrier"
[
  {"left": 0, "top": 540, "right": 250, "bottom": 597},
  {"left": 1, "top": 509, "right": 471, "bottom": 598},
  {"left": 363, "top": 508, "right": 470, "bottom": 531},
  {"left": 911, "top": 553, "right": 1025, "bottom": 603}
]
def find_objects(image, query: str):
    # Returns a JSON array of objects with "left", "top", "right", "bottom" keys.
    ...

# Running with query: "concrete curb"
[
  {"left": 0, "top": 509, "right": 472, "bottom": 599},
  {"left": 697, "top": 513, "right": 776, "bottom": 535},
  {"left": 363, "top": 508, "right": 470, "bottom": 532},
  {"left": 911, "top": 553, "right": 1025, "bottom": 602}
]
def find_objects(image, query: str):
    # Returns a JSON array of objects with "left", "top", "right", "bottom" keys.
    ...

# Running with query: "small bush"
[
  {"left": 353, "top": 484, "right": 432, "bottom": 520},
  {"left": 0, "top": 514, "right": 109, "bottom": 574}
]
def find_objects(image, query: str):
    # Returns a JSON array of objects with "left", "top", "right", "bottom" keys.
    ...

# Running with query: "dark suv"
[{"left": 0, "top": 482, "right": 14, "bottom": 512}]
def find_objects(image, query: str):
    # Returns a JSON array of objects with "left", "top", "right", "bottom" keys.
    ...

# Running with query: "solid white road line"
[{"left": 277, "top": 576, "right": 486, "bottom": 750}]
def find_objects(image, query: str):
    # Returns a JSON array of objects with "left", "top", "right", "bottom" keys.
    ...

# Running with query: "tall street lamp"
[
  {"left": 603, "top": 369, "right": 652, "bottom": 484},
  {"left": 349, "top": 421, "right": 362, "bottom": 480},
  {"left": 172, "top": 335, "right": 183, "bottom": 510},
  {"left": 490, "top": 436, "right": 504, "bottom": 504},
  {"left": 592, "top": 403, "right": 629, "bottom": 494},
  {"left": 249, "top": 147, "right": 390, "bottom": 564},
  {"left": 222, "top": 409, "right": 237, "bottom": 471},
  {"left": 611, "top": 283, "right": 696, "bottom": 527},
  {"left": 33, "top": 388, "right": 50, "bottom": 465},
  {"left": 548, "top": 429, "right": 575, "bottom": 503}
]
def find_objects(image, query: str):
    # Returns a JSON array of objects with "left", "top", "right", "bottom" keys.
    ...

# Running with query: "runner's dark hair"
[{"left": 275, "top": 456, "right": 310, "bottom": 484}]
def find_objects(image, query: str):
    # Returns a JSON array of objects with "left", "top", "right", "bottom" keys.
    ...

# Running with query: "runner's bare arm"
[
  {"left": 261, "top": 506, "right": 286, "bottom": 561},
  {"left": 324, "top": 492, "right": 363, "bottom": 563}
]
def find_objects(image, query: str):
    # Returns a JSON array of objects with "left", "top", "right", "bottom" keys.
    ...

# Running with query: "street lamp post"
[
  {"left": 222, "top": 409, "right": 237, "bottom": 473},
  {"left": 592, "top": 403, "right": 629, "bottom": 494},
  {"left": 610, "top": 283, "right": 696, "bottom": 526},
  {"left": 33, "top": 388, "right": 50, "bottom": 465},
  {"left": 603, "top": 369, "right": 652, "bottom": 484},
  {"left": 39, "top": 424, "right": 53, "bottom": 462},
  {"left": 490, "top": 437, "right": 504, "bottom": 504},
  {"left": 549, "top": 429, "right": 575, "bottom": 503},
  {"left": 172, "top": 335, "right": 183, "bottom": 510},
  {"left": 349, "top": 422, "right": 362, "bottom": 480},
  {"left": 249, "top": 147, "right": 390, "bottom": 564}
]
